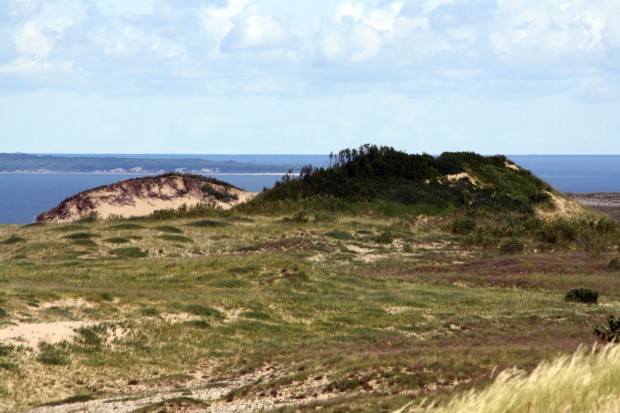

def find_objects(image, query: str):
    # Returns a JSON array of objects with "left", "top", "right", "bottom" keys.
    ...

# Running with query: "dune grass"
[
  {"left": 0, "top": 211, "right": 619, "bottom": 412},
  {"left": 415, "top": 345, "right": 620, "bottom": 413}
]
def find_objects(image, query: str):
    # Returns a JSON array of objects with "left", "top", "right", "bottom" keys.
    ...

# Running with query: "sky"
[{"left": 0, "top": 0, "right": 619, "bottom": 154}]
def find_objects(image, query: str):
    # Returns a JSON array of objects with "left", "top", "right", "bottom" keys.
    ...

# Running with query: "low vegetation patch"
[
  {"left": 158, "top": 234, "right": 193, "bottom": 243},
  {"left": 1, "top": 236, "right": 26, "bottom": 245},
  {"left": 104, "top": 237, "right": 131, "bottom": 244},
  {"left": 109, "top": 247, "right": 148, "bottom": 258},
  {"left": 565, "top": 288, "right": 599, "bottom": 304},
  {"left": 154, "top": 226, "right": 184, "bottom": 234},
  {"left": 187, "top": 219, "right": 229, "bottom": 228},
  {"left": 37, "top": 343, "right": 70, "bottom": 366},
  {"left": 63, "top": 232, "right": 98, "bottom": 240}
]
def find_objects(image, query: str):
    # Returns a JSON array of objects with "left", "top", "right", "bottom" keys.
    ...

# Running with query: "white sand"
[{"left": 0, "top": 321, "right": 91, "bottom": 348}]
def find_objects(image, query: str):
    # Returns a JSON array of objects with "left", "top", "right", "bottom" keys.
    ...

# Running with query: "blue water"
[
  {"left": 0, "top": 155, "right": 618, "bottom": 224},
  {"left": 509, "top": 156, "right": 620, "bottom": 193}
]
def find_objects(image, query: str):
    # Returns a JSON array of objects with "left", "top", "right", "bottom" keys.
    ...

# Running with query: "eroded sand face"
[{"left": 38, "top": 175, "right": 257, "bottom": 223}]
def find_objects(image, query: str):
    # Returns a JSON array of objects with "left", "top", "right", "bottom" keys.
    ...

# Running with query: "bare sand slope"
[{"left": 37, "top": 174, "right": 256, "bottom": 223}]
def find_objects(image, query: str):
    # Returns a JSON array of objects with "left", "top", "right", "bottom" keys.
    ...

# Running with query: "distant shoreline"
[{"left": 0, "top": 172, "right": 289, "bottom": 176}]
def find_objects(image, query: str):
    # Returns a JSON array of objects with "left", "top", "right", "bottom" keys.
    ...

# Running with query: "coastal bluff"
[{"left": 36, "top": 173, "right": 255, "bottom": 223}]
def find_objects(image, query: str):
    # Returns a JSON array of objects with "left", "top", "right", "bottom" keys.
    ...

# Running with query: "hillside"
[
  {"left": 37, "top": 173, "right": 255, "bottom": 223},
  {"left": 255, "top": 145, "right": 585, "bottom": 219}
]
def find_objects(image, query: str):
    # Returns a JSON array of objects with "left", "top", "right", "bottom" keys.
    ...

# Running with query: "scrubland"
[{"left": 1, "top": 205, "right": 619, "bottom": 412}]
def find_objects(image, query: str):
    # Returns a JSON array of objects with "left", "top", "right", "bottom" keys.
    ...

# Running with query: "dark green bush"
[
  {"left": 155, "top": 226, "right": 183, "bottom": 234},
  {"left": 104, "top": 237, "right": 130, "bottom": 244},
  {"left": 187, "top": 220, "right": 228, "bottom": 228},
  {"left": 374, "top": 231, "right": 395, "bottom": 244},
  {"left": 109, "top": 247, "right": 148, "bottom": 258},
  {"left": 565, "top": 288, "right": 599, "bottom": 304},
  {"left": 63, "top": 233, "right": 98, "bottom": 240},
  {"left": 158, "top": 235, "right": 193, "bottom": 243},
  {"left": 283, "top": 212, "right": 309, "bottom": 223},
  {"left": 452, "top": 218, "right": 476, "bottom": 235},
  {"left": 499, "top": 237, "right": 525, "bottom": 254},
  {"left": 1, "top": 236, "right": 26, "bottom": 245},
  {"left": 610, "top": 257, "right": 620, "bottom": 271},
  {"left": 592, "top": 315, "right": 620, "bottom": 342},
  {"left": 185, "top": 305, "right": 223, "bottom": 318}
]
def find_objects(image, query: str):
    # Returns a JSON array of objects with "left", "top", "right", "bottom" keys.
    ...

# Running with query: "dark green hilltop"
[{"left": 250, "top": 144, "right": 553, "bottom": 216}]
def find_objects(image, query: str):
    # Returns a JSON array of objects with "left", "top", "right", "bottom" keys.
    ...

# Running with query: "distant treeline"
[{"left": 0, "top": 153, "right": 299, "bottom": 174}]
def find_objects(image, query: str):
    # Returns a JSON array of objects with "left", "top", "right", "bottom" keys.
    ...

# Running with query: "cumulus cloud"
[{"left": 0, "top": 0, "right": 618, "bottom": 100}]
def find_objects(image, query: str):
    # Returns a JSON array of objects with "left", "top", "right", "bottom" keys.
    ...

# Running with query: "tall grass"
[{"left": 413, "top": 345, "right": 620, "bottom": 413}]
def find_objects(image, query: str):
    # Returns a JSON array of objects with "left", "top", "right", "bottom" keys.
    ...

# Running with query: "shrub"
[
  {"left": 104, "top": 237, "right": 130, "bottom": 244},
  {"left": 106, "top": 223, "right": 145, "bottom": 230},
  {"left": 109, "top": 247, "right": 148, "bottom": 258},
  {"left": 374, "top": 231, "right": 395, "bottom": 244},
  {"left": 155, "top": 226, "right": 184, "bottom": 234},
  {"left": 283, "top": 212, "right": 308, "bottom": 223},
  {"left": 185, "top": 305, "right": 223, "bottom": 318},
  {"left": 187, "top": 220, "right": 228, "bottom": 228},
  {"left": 1, "top": 236, "right": 26, "bottom": 245},
  {"left": 63, "top": 233, "right": 98, "bottom": 240},
  {"left": 499, "top": 237, "right": 525, "bottom": 254},
  {"left": 565, "top": 288, "right": 599, "bottom": 304},
  {"left": 158, "top": 235, "right": 193, "bottom": 243},
  {"left": 452, "top": 218, "right": 476, "bottom": 235},
  {"left": 610, "top": 257, "right": 620, "bottom": 271},
  {"left": 592, "top": 315, "right": 620, "bottom": 342}
]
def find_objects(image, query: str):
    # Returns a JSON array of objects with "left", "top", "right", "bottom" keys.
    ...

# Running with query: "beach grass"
[{"left": 0, "top": 212, "right": 619, "bottom": 411}]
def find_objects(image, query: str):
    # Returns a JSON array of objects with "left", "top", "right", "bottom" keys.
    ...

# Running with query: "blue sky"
[{"left": 0, "top": 0, "right": 619, "bottom": 154}]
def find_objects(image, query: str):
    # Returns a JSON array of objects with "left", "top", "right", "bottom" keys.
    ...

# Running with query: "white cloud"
[
  {"left": 200, "top": 0, "right": 251, "bottom": 52},
  {"left": 15, "top": 21, "right": 51, "bottom": 58},
  {"left": 0, "top": 0, "right": 618, "bottom": 101},
  {"left": 223, "top": 7, "right": 290, "bottom": 51}
]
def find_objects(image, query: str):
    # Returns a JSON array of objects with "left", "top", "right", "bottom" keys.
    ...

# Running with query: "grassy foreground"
[
  {"left": 411, "top": 345, "right": 620, "bottom": 413},
  {"left": 0, "top": 210, "right": 619, "bottom": 412}
]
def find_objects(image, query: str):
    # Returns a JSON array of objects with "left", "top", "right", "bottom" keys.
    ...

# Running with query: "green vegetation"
[
  {"left": 109, "top": 247, "right": 148, "bottom": 258},
  {"left": 592, "top": 316, "right": 620, "bottom": 342},
  {"left": 565, "top": 288, "right": 599, "bottom": 304},
  {"left": 0, "top": 236, "right": 26, "bottom": 245},
  {"left": 255, "top": 145, "right": 551, "bottom": 216},
  {"left": 1, "top": 147, "right": 620, "bottom": 411}
]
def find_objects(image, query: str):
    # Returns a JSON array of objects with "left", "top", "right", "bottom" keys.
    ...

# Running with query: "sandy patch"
[
  {"left": 445, "top": 172, "right": 480, "bottom": 186},
  {"left": 535, "top": 191, "right": 588, "bottom": 220},
  {"left": 0, "top": 321, "right": 91, "bottom": 348},
  {"left": 505, "top": 161, "right": 521, "bottom": 171},
  {"left": 40, "top": 298, "right": 96, "bottom": 310}
]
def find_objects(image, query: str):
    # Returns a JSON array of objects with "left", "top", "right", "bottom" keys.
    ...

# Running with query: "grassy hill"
[{"left": 254, "top": 145, "right": 553, "bottom": 215}]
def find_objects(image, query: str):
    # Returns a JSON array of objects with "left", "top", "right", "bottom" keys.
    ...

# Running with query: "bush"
[
  {"left": 1, "top": 236, "right": 26, "bottom": 245},
  {"left": 109, "top": 247, "right": 148, "bottom": 258},
  {"left": 592, "top": 315, "right": 620, "bottom": 342},
  {"left": 283, "top": 212, "right": 308, "bottom": 223},
  {"left": 452, "top": 218, "right": 476, "bottom": 235},
  {"left": 565, "top": 288, "right": 599, "bottom": 304},
  {"left": 499, "top": 237, "right": 525, "bottom": 254},
  {"left": 610, "top": 257, "right": 620, "bottom": 271}
]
